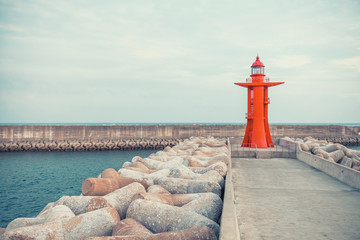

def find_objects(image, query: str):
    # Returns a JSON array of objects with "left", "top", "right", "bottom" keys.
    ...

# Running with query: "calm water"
[
  {"left": 0, "top": 150, "right": 155, "bottom": 228},
  {"left": 348, "top": 146, "right": 360, "bottom": 151}
]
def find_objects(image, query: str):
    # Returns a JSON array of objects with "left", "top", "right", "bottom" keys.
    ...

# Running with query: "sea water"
[
  {"left": 348, "top": 146, "right": 360, "bottom": 151},
  {"left": 0, "top": 150, "right": 155, "bottom": 228}
]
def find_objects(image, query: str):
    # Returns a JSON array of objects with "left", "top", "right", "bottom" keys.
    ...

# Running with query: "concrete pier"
[{"left": 232, "top": 157, "right": 360, "bottom": 240}]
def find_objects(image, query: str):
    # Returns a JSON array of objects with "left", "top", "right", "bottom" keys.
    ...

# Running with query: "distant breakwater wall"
[
  {"left": 0, "top": 138, "right": 182, "bottom": 152},
  {"left": 0, "top": 125, "right": 359, "bottom": 152}
]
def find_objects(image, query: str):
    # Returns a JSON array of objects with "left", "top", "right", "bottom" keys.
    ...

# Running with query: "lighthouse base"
[{"left": 241, "top": 120, "right": 274, "bottom": 148}]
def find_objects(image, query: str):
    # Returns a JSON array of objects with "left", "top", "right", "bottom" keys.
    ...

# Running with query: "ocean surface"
[
  {"left": 348, "top": 146, "right": 360, "bottom": 151},
  {"left": 0, "top": 150, "right": 155, "bottom": 228}
]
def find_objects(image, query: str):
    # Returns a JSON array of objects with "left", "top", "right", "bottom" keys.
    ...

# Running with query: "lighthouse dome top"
[{"left": 251, "top": 56, "right": 265, "bottom": 68}]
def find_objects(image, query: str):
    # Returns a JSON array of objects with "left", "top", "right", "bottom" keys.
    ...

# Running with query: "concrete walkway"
[{"left": 232, "top": 158, "right": 360, "bottom": 240}]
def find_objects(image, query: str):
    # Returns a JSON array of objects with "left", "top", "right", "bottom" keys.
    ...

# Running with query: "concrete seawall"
[
  {"left": 1, "top": 124, "right": 359, "bottom": 141},
  {"left": 0, "top": 125, "right": 359, "bottom": 152}
]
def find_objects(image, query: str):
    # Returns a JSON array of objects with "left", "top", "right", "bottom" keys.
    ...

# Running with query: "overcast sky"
[{"left": 0, "top": 0, "right": 359, "bottom": 124}]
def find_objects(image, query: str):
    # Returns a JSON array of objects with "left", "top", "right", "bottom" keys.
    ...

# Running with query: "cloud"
[
  {"left": 117, "top": 37, "right": 189, "bottom": 60},
  {"left": 0, "top": 0, "right": 360, "bottom": 123},
  {"left": 332, "top": 56, "right": 360, "bottom": 73},
  {"left": 0, "top": 23, "right": 29, "bottom": 34},
  {"left": 273, "top": 55, "right": 312, "bottom": 68}
]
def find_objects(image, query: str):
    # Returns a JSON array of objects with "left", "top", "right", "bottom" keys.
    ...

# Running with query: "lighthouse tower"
[{"left": 235, "top": 56, "right": 284, "bottom": 148}]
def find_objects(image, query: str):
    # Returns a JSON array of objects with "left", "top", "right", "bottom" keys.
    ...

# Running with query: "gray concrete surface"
[
  {"left": 219, "top": 139, "right": 240, "bottom": 240},
  {"left": 220, "top": 161, "right": 240, "bottom": 240},
  {"left": 232, "top": 157, "right": 360, "bottom": 240},
  {"left": 231, "top": 144, "right": 296, "bottom": 159}
]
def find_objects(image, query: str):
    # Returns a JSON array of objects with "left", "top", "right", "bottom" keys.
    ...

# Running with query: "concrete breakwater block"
[
  {"left": 3, "top": 207, "right": 120, "bottom": 240},
  {"left": 154, "top": 176, "right": 222, "bottom": 196},
  {"left": 82, "top": 168, "right": 156, "bottom": 196},
  {"left": 3, "top": 221, "right": 65, "bottom": 240},
  {"left": 146, "top": 185, "right": 171, "bottom": 195},
  {"left": 112, "top": 218, "right": 152, "bottom": 236},
  {"left": 116, "top": 170, "right": 154, "bottom": 189},
  {"left": 39, "top": 205, "right": 75, "bottom": 226},
  {"left": 6, "top": 205, "right": 75, "bottom": 231},
  {"left": 101, "top": 168, "right": 122, "bottom": 179},
  {"left": 336, "top": 144, "right": 360, "bottom": 158},
  {"left": 118, "top": 168, "right": 170, "bottom": 181},
  {"left": 192, "top": 153, "right": 230, "bottom": 165},
  {"left": 340, "top": 156, "right": 353, "bottom": 168},
  {"left": 194, "top": 146, "right": 229, "bottom": 157},
  {"left": 170, "top": 193, "right": 212, "bottom": 206},
  {"left": 132, "top": 156, "right": 185, "bottom": 170},
  {"left": 87, "top": 226, "right": 216, "bottom": 240},
  {"left": 63, "top": 207, "right": 120, "bottom": 239},
  {"left": 187, "top": 154, "right": 230, "bottom": 167},
  {"left": 134, "top": 191, "right": 223, "bottom": 216},
  {"left": 86, "top": 187, "right": 222, "bottom": 221},
  {"left": 311, "top": 147, "right": 331, "bottom": 160},
  {"left": 189, "top": 161, "right": 228, "bottom": 177},
  {"left": 168, "top": 165, "right": 199, "bottom": 179},
  {"left": 109, "top": 218, "right": 217, "bottom": 239},
  {"left": 54, "top": 196, "right": 98, "bottom": 215},
  {"left": 196, "top": 170, "right": 224, "bottom": 188},
  {"left": 131, "top": 192, "right": 174, "bottom": 205},
  {"left": 121, "top": 162, "right": 156, "bottom": 174},
  {"left": 82, "top": 177, "right": 121, "bottom": 196},
  {"left": 86, "top": 182, "right": 146, "bottom": 219},
  {"left": 126, "top": 199, "right": 220, "bottom": 237},
  {"left": 5, "top": 217, "right": 46, "bottom": 232},
  {"left": 173, "top": 143, "right": 199, "bottom": 153},
  {"left": 329, "top": 150, "right": 345, "bottom": 163},
  {"left": 181, "top": 192, "right": 223, "bottom": 222},
  {"left": 322, "top": 144, "right": 341, "bottom": 153},
  {"left": 283, "top": 137, "right": 360, "bottom": 172}
]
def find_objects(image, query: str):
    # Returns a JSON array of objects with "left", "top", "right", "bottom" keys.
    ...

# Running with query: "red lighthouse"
[{"left": 235, "top": 56, "right": 284, "bottom": 148}]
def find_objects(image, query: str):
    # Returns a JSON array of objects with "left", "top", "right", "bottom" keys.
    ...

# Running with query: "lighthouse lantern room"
[{"left": 235, "top": 56, "right": 284, "bottom": 148}]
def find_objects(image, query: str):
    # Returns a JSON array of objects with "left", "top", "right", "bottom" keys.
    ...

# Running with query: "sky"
[{"left": 0, "top": 0, "right": 359, "bottom": 124}]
